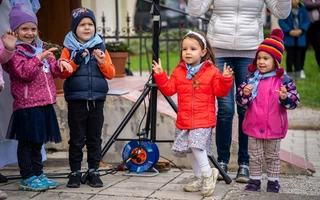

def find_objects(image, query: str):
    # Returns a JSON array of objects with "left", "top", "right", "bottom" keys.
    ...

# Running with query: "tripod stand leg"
[
  {"left": 208, "top": 155, "right": 232, "bottom": 184},
  {"left": 101, "top": 86, "right": 151, "bottom": 157}
]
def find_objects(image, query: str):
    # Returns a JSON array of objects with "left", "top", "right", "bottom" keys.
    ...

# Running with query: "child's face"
[
  {"left": 16, "top": 22, "right": 38, "bottom": 44},
  {"left": 76, "top": 17, "right": 95, "bottom": 44},
  {"left": 256, "top": 51, "right": 276, "bottom": 74},
  {"left": 181, "top": 37, "right": 207, "bottom": 67}
]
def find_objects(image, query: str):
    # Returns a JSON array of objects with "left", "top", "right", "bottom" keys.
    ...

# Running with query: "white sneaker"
[
  {"left": 300, "top": 70, "right": 306, "bottom": 79},
  {"left": 183, "top": 176, "right": 202, "bottom": 192},
  {"left": 201, "top": 168, "right": 219, "bottom": 197},
  {"left": 0, "top": 189, "right": 7, "bottom": 199}
]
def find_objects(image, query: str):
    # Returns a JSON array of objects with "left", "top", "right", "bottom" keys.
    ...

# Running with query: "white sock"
[
  {"left": 187, "top": 153, "right": 201, "bottom": 177},
  {"left": 191, "top": 148, "right": 211, "bottom": 177},
  {"left": 267, "top": 177, "right": 279, "bottom": 182}
]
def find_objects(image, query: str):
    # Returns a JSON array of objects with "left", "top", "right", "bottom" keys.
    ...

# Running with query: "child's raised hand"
[
  {"left": 1, "top": 30, "right": 17, "bottom": 51},
  {"left": 243, "top": 84, "right": 254, "bottom": 96},
  {"left": 37, "top": 47, "right": 58, "bottom": 61},
  {"left": 74, "top": 49, "right": 89, "bottom": 65},
  {"left": 60, "top": 61, "right": 73, "bottom": 73},
  {"left": 93, "top": 49, "right": 105, "bottom": 65},
  {"left": 152, "top": 59, "right": 163, "bottom": 74},
  {"left": 222, "top": 62, "right": 233, "bottom": 77},
  {"left": 275, "top": 85, "right": 288, "bottom": 100}
]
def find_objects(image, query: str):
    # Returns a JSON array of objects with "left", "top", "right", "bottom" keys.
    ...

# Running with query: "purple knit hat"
[{"left": 9, "top": 3, "right": 38, "bottom": 31}]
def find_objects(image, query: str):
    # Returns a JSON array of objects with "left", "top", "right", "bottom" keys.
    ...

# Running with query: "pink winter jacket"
[
  {"left": 0, "top": 40, "right": 14, "bottom": 88},
  {"left": 2, "top": 43, "right": 63, "bottom": 111},
  {"left": 236, "top": 74, "right": 300, "bottom": 139}
]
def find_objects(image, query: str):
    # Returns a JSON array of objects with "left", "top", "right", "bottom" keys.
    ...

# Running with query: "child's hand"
[
  {"left": 1, "top": 30, "right": 17, "bottom": 51},
  {"left": 93, "top": 49, "right": 105, "bottom": 65},
  {"left": 74, "top": 49, "right": 89, "bottom": 65},
  {"left": 243, "top": 84, "right": 254, "bottom": 96},
  {"left": 275, "top": 85, "right": 288, "bottom": 100},
  {"left": 152, "top": 59, "right": 163, "bottom": 74},
  {"left": 222, "top": 62, "right": 233, "bottom": 77},
  {"left": 37, "top": 47, "right": 58, "bottom": 61},
  {"left": 0, "top": 85, "right": 4, "bottom": 92},
  {"left": 60, "top": 61, "right": 73, "bottom": 73}
]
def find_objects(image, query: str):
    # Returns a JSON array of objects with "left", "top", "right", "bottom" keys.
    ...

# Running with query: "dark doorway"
[{"left": 36, "top": 0, "right": 81, "bottom": 46}]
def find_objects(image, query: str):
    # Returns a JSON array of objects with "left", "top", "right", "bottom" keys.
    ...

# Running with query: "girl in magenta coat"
[{"left": 236, "top": 29, "right": 300, "bottom": 193}]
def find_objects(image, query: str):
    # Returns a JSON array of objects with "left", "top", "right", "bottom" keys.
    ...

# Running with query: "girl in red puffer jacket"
[{"left": 152, "top": 30, "right": 233, "bottom": 197}]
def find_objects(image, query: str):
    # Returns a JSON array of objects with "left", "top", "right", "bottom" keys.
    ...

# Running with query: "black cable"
[{"left": 159, "top": 155, "right": 183, "bottom": 171}]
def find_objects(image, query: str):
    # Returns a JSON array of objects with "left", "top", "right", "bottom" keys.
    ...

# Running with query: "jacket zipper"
[
  {"left": 191, "top": 83, "right": 194, "bottom": 127},
  {"left": 88, "top": 57, "right": 92, "bottom": 100},
  {"left": 44, "top": 72, "right": 53, "bottom": 103},
  {"left": 24, "top": 85, "right": 28, "bottom": 99}
]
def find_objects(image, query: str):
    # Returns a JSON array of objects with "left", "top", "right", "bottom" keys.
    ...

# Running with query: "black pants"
[
  {"left": 67, "top": 100, "right": 105, "bottom": 171},
  {"left": 17, "top": 141, "right": 43, "bottom": 179},
  {"left": 286, "top": 46, "right": 303, "bottom": 72},
  {"left": 301, "top": 21, "right": 320, "bottom": 69}
]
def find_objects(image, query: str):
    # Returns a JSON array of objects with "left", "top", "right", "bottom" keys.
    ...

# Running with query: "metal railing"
[{"left": 97, "top": 1, "right": 209, "bottom": 76}]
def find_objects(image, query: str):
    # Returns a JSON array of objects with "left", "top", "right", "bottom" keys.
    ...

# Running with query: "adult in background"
[
  {"left": 301, "top": 0, "right": 320, "bottom": 75},
  {"left": 187, "top": 0, "right": 292, "bottom": 183}
]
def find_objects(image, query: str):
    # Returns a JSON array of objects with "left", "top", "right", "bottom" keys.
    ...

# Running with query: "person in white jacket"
[{"left": 187, "top": 0, "right": 291, "bottom": 184}]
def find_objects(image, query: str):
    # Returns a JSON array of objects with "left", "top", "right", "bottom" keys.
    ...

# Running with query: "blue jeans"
[{"left": 215, "top": 57, "right": 251, "bottom": 165}]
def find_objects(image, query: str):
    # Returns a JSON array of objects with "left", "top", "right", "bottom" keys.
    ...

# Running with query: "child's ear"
[{"left": 201, "top": 49, "right": 207, "bottom": 57}]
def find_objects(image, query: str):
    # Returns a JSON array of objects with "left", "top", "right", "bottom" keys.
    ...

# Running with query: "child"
[
  {"left": 60, "top": 7, "right": 115, "bottom": 188},
  {"left": 0, "top": 30, "right": 16, "bottom": 92},
  {"left": 235, "top": 28, "right": 300, "bottom": 193},
  {"left": 152, "top": 31, "right": 234, "bottom": 197},
  {"left": 0, "top": 30, "right": 16, "bottom": 200},
  {"left": 3, "top": 3, "right": 72, "bottom": 191},
  {"left": 278, "top": 0, "right": 310, "bottom": 80}
]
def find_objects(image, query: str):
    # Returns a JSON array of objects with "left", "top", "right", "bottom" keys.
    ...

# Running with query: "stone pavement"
[{"left": 1, "top": 166, "right": 320, "bottom": 200}]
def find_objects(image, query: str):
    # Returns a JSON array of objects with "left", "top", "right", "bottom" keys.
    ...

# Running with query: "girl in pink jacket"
[
  {"left": 236, "top": 29, "right": 300, "bottom": 193},
  {"left": 0, "top": 30, "right": 16, "bottom": 92},
  {"left": 3, "top": 3, "right": 71, "bottom": 192}
]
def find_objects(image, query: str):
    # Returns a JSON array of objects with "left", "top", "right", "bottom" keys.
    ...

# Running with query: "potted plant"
[
  {"left": 44, "top": 42, "right": 64, "bottom": 94},
  {"left": 105, "top": 41, "right": 129, "bottom": 78}
]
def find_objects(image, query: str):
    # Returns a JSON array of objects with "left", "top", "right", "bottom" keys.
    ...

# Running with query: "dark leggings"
[{"left": 17, "top": 141, "right": 43, "bottom": 179}]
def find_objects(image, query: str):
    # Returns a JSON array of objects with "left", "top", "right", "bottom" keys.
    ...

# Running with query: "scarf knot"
[
  {"left": 247, "top": 70, "right": 277, "bottom": 100},
  {"left": 186, "top": 62, "right": 204, "bottom": 80},
  {"left": 63, "top": 32, "right": 103, "bottom": 64},
  {"left": 16, "top": 39, "right": 50, "bottom": 73}
]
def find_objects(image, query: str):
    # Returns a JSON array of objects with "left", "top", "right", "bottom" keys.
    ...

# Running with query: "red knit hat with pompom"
[{"left": 248, "top": 28, "right": 285, "bottom": 77}]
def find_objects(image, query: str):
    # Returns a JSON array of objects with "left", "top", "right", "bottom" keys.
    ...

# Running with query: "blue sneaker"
[
  {"left": 38, "top": 174, "right": 58, "bottom": 189},
  {"left": 20, "top": 176, "right": 49, "bottom": 191}
]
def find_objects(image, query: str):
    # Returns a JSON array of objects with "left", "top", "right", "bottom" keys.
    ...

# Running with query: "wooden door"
[{"left": 36, "top": 0, "right": 81, "bottom": 46}]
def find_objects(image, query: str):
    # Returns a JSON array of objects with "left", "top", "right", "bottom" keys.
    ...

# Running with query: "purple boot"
[
  {"left": 245, "top": 179, "right": 261, "bottom": 192},
  {"left": 267, "top": 180, "right": 280, "bottom": 193}
]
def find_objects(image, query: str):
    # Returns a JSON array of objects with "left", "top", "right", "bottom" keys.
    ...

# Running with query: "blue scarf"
[
  {"left": 16, "top": 39, "right": 50, "bottom": 73},
  {"left": 63, "top": 31, "right": 103, "bottom": 64},
  {"left": 186, "top": 62, "right": 204, "bottom": 80},
  {"left": 248, "top": 70, "right": 277, "bottom": 100}
]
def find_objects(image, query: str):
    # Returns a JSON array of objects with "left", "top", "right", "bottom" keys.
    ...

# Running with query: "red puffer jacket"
[{"left": 154, "top": 61, "right": 233, "bottom": 130}]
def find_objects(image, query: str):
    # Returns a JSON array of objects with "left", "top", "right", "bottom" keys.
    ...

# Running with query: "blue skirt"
[{"left": 6, "top": 105, "right": 61, "bottom": 143}]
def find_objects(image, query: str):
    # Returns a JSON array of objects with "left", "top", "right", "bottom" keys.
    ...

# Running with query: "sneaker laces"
[
  {"left": 238, "top": 165, "right": 249, "bottom": 175},
  {"left": 68, "top": 171, "right": 80, "bottom": 178}
]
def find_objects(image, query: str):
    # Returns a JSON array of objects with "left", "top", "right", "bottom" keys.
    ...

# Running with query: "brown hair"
[{"left": 179, "top": 31, "right": 215, "bottom": 65}]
